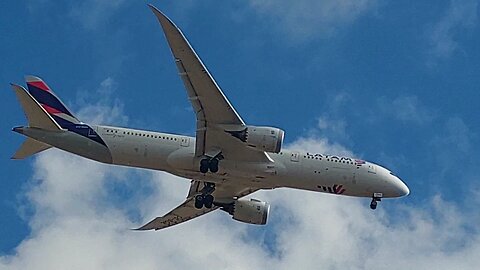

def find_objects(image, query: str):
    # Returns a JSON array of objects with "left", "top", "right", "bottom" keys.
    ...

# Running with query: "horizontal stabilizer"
[
  {"left": 12, "top": 138, "right": 51, "bottom": 159},
  {"left": 11, "top": 84, "right": 62, "bottom": 131}
]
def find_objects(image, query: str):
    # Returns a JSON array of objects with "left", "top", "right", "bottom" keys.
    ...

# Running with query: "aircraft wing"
[
  {"left": 149, "top": 5, "right": 271, "bottom": 162},
  {"left": 135, "top": 180, "right": 259, "bottom": 231}
]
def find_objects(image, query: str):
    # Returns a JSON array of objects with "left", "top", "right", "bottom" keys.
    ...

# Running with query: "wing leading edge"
[
  {"left": 149, "top": 5, "right": 272, "bottom": 162},
  {"left": 148, "top": 5, "right": 245, "bottom": 156}
]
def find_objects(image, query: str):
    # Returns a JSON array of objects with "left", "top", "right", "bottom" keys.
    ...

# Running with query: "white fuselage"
[
  {"left": 17, "top": 124, "right": 409, "bottom": 199},
  {"left": 92, "top": 125, "right": 409, "bottom": 199}
]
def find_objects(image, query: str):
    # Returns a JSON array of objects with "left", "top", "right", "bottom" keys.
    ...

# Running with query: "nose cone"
[{"left": 392, "top": 176, "right": 410, "bottom": 197}]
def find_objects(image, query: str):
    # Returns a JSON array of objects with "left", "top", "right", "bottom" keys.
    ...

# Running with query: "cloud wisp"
[
  {"left": 75, "top": 77, "right": 128, "bottom": 126},
  {"left": 249, "top": 0, "right": 377, "bottom": 42},
  {"left": 68, "top": 0, "right": 127, "bottom": 31},
  {"left": 427, "top": 0, "right": 479, "bottom": 60},
  {"left": 377, "top": 95, "right": 434, "bottom": 125},
  {"left": 26, "top": 0, "right": 127, "bottom": 31}
]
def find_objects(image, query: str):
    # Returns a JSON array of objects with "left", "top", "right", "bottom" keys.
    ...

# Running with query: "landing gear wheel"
[
  {"left": 194, "top": 195, "right": 204, "bottom": 209},
  {"left": 199, "top": 158, "right": 220, "bottom": 173},
  {"left": 369, "top": 193, "right": 382, "bottom": 210},
  {"left": 199, "top": 159, "right": 209, "bottom": 173},
  {"left": 204, "top": 194, "right": 214, "bottom": 209},
  {"left": 209, "top": 158, "right": 219, "bottom": 173},
  {"left": 370, "top": 200, "right": 377, "bottom": 210}
]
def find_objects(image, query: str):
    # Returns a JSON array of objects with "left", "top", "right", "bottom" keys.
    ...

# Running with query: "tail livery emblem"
[
  {"left": 23, "top": 76, "right": 106, "bottom": 147},
  {"left": 25, "top": 76, "right": 80, "bottom": 127},
  {"left": 27, "top": 79, "right": 51, "bottom": 92}
]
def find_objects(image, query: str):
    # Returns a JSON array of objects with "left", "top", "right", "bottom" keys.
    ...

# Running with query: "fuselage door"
[
  {"left": 180, "top": 137, "right": 190, "bottom": 147},
  {"left": 290, "top": 151, "right": 300, "bottom": 162}
]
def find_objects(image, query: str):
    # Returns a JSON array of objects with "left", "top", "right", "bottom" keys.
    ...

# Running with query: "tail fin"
[
  {"left": 25, "top": 75, "right": 80, "bottom": 128},
  {"left": 11, "top": 84, "right": 62, "bottom": 131},
  {"left": 11, "top": 83, "right": 59, "bottom": 159},
  {"left": 12, "top": 138, "right": 51, "bottom": 159}
]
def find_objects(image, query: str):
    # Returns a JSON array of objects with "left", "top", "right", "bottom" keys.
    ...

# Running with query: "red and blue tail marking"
[
  {"left": 25, "top": 75, "right": 80, "bottom": 128},
  {"left": 25, "top": 76, "right": 106, "bottom": 146}
]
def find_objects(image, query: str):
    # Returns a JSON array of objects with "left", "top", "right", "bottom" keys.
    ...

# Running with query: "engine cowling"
[
  {"left": 223, "top": 199, "right": 270, "bottom": 225},
  {"left": 226, "top": 125, "right": 284, "bottom": 153}
]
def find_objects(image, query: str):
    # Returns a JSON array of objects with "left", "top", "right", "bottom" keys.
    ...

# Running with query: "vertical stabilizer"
[
  {"left": 25, "top": 75, "right": 80, "bottom": 128},
  {"left": 11, "top": 84, "right": 62, "bottom": 131}
]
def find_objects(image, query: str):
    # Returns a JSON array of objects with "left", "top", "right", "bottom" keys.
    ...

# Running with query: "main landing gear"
[
  {"left": 370, "top": 193, "right": 383, "bottom": 210},
  {"left": 194, "top": 182, "right": 216, "bottom": 209},
  {"left": 199, "top": 157, "right": 219, "bottom": 173}
]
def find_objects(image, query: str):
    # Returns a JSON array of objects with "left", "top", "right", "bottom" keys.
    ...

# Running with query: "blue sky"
[{"left": 1, "top": 1, "right": 479, "bottom": 268}]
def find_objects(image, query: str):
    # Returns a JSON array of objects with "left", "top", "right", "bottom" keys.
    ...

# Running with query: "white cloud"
[
  {"left": 286, "top": 136, "right": 353, "bottom": 157},
  {"left": 428, "top": 0, "right": 479, "bottom": 59},
  {"left": 2, "top": 86, "right": 480, "bottom": 269},
  {"left": 76, "top": 77, "right": 128, "bottom": 126},
  {"left": 310, "top": 92, "right": 352, "bottom": 141},
  {"left": 317, "top": 116, "right": 348, "bottom": 139},
  {"left": 249, "top": 0, "right": 377, "bottom": 41}
]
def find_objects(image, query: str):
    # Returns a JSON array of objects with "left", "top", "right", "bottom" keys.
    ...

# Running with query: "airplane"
[{"left": 9, "top": 5, "right": 409, "bottom": 231}]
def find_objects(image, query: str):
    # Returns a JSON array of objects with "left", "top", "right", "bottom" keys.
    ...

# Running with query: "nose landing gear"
[{"left": 370, "top": 193, "right": 383, "bottom": 210}]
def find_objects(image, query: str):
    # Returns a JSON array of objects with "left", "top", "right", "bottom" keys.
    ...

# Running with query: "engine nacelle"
[
  {"left": 223, "top": 199, "right": 270, "bottom": 225},
  {"left": 226, "top": 125, "right": 284, "bottom": 153}
]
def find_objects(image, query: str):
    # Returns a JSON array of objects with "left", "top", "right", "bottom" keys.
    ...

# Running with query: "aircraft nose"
[{"left": 391, "top": 176, "right": 410, "bottom": 197}]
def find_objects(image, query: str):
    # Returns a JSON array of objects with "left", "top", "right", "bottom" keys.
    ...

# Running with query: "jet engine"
[
  {"left": 226, "top": 125, "right": 284, "bottom": 153},
  {"left": 221, "top": 199, "right": 270, "bottom": 225}
]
